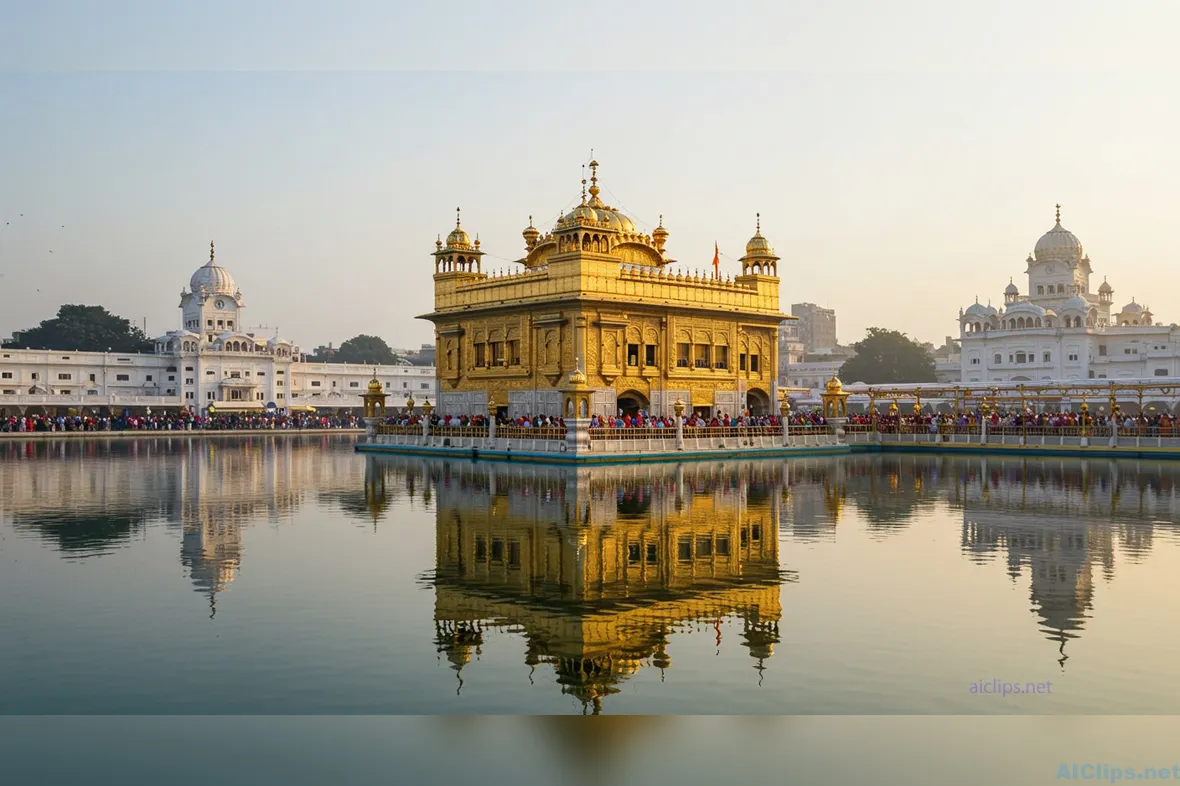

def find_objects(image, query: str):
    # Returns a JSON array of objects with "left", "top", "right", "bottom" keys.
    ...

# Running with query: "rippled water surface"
[{"left": 2, "top": 434, "right": 1180, "bottom": 715}]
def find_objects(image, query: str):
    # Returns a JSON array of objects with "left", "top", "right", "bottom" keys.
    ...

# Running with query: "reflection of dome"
[
  {"left": 1034, "top": 206, "right": 1083, "bottom": 260},
  {"left": 190, "top": 242, "right": 237, "bottom": 296}
]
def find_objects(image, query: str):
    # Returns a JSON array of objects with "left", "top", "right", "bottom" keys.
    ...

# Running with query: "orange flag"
[{"left": 712, "top": 242, "right": 719, "bottom": 279}]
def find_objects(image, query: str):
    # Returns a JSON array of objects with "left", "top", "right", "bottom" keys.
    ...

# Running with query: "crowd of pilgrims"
[
  {"left": 847, "top": 408, "right": 1177, "bottom": 431},
  {"left": 1, "top": 412, "right": 363, "bottom": 433},
  {"left": 381, "top": 409, "right": 834, "bottom": 429}
]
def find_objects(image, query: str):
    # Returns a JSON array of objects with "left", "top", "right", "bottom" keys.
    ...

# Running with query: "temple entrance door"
[
  {"left": 616, "top": 391, "right": 649, "bottom": 417},
  {"left": 746, "top": 388, "right": 771, "bottom": 416}
]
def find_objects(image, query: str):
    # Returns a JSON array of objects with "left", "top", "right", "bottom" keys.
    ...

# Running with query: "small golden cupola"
[
  {"left": 651, "top": 215, "right": 669, "bottom": 254},
  {"left": 522, "top": 215, "right": 541, "bottom": 251},
  {"left": 738, "top": 213, "right": 780, "bottom": 277},
  {"left": 433, "top": 207, "right": 484, "bottom": 276}
]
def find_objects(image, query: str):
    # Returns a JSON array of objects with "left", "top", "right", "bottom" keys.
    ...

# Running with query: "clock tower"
[{"left": 180, "top": 241, "right": 246, "bottom": 343}]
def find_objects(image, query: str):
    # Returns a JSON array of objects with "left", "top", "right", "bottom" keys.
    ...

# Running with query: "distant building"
[
  {"left": 0, "top": 243, "right": 436, "bottom": 417},
  {"left": 777, "top": 321, "right": 805, "bottom": 386},
  {"left": 930, "top": 336, "right": 962, "bottom": 383},
  {"left": 785, "top": 346, "right": 857, "bottom": 391},
  {"left": 791, "top": 303, "right": 837, "bottom": 353},
  {"left": 411, "top": 343, "right": 436, "bottom": 366}
]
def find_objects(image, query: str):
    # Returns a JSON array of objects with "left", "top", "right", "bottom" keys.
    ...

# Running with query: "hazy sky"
[{"left": 2, "top": 1, "right": 1178, "bottom": 351}]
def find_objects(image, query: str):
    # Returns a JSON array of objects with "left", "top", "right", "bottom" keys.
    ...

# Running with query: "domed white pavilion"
[{"left": 957, "top": 205, "right": 1177, "bottom": 383}]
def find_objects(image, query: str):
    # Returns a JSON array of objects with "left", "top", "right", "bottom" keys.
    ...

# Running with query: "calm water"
[{"left": 2, "top": 435, "right": 1180, "bottom": 715}]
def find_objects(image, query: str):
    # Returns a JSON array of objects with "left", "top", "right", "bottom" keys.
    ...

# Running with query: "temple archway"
[
  {"left": 616, "top": 390, "right": 649, "bottom": 417},
  {"left": 746, "top": 388, "right": 771, "bottom": 416}
]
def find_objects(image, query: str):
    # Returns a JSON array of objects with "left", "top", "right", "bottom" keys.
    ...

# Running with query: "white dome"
[
  {"left": 1122, "top": 300, "right": 1142, "bottom": 313},
  {"left": 190, "top": 243, "right": 237, "bottom": 296},
  {"left": 1034, "top": 207, "right": 1083, "bottom": 260},
  {"left": 1005, "top": 301, "right": 1046, "bottom": 316},
  {"left": 1060, "top": 296, "right": 1089, "bottom": 313},
  {"left": 1098, "top": 278, "right": 1113, "bottom": 294},
  {"left": 965, "top": 302, "right": 997, "bottom": 318},
  {"left": 1004, "top": 280, "right": 1019, "bottom": 295}
]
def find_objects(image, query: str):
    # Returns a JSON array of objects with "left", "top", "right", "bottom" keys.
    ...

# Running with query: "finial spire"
[
  {"left": 456, "top": 207, "right": 461, "bottom": 228},
  {"left": 209, "top": 240, "right": 215, "bottom": 263},
  {"left": 528, "top": 215, "right": 534, "bottom": 228},
  {"left": 588, "top": 156, "right": 600, "bottom": 199},
  {"left": 756, "top": 212, "right": 761, "bottom": 233},
  {"left": 580, "top": 165, "right": 587, "bottom": 205},
  {"left": 1055, "top": 203, "right": 1061, "bottom": 224}
]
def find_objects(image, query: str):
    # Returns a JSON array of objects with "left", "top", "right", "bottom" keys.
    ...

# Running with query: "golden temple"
[{"left": 421, "top": 158, "right": 788, "bottom": 419}]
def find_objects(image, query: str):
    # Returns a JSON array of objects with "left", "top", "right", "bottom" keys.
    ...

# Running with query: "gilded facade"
[{"left": 421, "top": 160, "right": 789, "bottom": 418}]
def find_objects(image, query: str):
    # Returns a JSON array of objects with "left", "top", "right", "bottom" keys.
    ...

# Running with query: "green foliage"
[
  {"left": 332, "top": 334, "right": 398, "bottom": 365},
  {"left": 5, "top": 305, "right": 152, "bottom": 352},
  {"left": 837, "top": 327, "right": 937, "bottom": 384}
]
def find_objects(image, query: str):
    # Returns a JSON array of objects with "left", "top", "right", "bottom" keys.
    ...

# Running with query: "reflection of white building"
[
  {"left": 0, "top": 243, "right": 435, "bottom": 415},
  {"left": 959, "top": 207, "right": 1179, "bottom": 383}
]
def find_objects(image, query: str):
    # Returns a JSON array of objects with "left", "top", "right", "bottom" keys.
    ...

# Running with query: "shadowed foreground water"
[{"left": 2, "top": 435, "right": 1180, "bottom": 715}]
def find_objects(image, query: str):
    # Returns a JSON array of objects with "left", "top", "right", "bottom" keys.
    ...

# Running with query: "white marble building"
[
  {"left": 0, "top": 243, "right": 435, "bottom": 416},
  {"left": 959, "top": 206, "right": 1178, "bottom": 383}
]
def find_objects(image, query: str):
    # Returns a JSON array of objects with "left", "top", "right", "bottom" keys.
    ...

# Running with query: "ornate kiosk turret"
[
  {"left": 562, "top": 366, "right": 593, "bottom": 454},
  {"left": 820, "top": 375, "right": 850, "bottom": 441},
  {"left": 361, "top": 371, "right": 388, "bottom": 440}
]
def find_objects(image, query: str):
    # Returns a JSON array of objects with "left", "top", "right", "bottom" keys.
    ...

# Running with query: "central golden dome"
[{"left": 557, "top": 159, "right": 638, "bottom": 234}]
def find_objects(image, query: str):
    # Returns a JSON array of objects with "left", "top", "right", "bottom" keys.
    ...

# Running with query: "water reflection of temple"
[
  {"left": 1, "top": 435, "right": 371, "bottom": 615},
  {"left": 371, "top": 458, "right": 790, "bottom": 714},
  {"left": 842, "top": 455, "right": 1177, "bottom": 665}
]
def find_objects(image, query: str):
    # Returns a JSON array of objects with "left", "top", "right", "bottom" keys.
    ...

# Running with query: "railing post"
[
  {"left": 780, "top": 398, "right": 791, "bottom": 447},
  {"left": 674, "top": 397, "right": 685, "bottom": 450},
  {"left": 487, "top": 398, "right": 497, "bottom": 445}
]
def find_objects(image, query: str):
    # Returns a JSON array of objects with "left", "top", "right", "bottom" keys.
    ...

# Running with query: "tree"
[
  {"left": 5, "top": 305, "right": 153, "bottom": 352},
  {"left": 837, "top": 328, "right": 937, "bottom": 384},
  {"left": 332, "top": 334, "right": 398, "bottom": 365}
]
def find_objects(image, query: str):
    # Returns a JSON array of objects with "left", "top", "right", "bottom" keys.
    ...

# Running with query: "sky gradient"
[{"left": 2, "top": 2, "right": 1178, "bottom": 351}]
